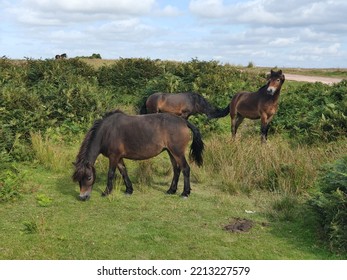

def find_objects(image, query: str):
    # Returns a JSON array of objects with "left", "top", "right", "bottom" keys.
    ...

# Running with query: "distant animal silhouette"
[{"left": 55, "top": 53, "right": 67, "bottom": 59}]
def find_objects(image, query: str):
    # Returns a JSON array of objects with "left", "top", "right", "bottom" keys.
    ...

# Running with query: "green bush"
[
  {"left": 0, "top": 59, "right": 108, "bottom": 160},
  {"left": 0, "top": 165, "right": 23, "bottom": 202},
  {"left": 272, "top": 81, "right": 347, "bottom": 144},
  {"left": 1, "top": 58, "right": 346, "bottom": 163},
  {"left": 97, "top": 58, "right": 163, "bottom": 91},
  {"left": 310, "top": 156, "right": 347, "bottom": 253}
]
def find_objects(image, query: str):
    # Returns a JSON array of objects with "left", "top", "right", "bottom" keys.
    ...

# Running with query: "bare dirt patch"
[
  {"left": 285, "top": 74, "right": 342, "bottom": 85},
  {"left": 224, "top": 218, "right": 254, "bottom": 233}
]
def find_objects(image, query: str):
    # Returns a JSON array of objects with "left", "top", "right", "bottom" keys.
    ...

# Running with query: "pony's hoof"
[
  {"left": 124, "top": 191, "right": 133, "bottom": 196},
  {"left": 166, "top": 190, "right": 177, "bottom": 195},
  {"left": 101, "top": 192, "right": 109, "bottom": 197},
  {"left": 180, "top": 194, "right": 189, "bottom": 199}
]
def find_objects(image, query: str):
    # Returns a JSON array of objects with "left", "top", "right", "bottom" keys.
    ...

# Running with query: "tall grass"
[
  {"left": 198, "top": 134, "right": 347, "bottom": 195},
  {"left": 30, "top": 132, "right": 76, "bottom": 172},
  {"left": 31, "top": 130, "right": 347, "bottom": 197}
]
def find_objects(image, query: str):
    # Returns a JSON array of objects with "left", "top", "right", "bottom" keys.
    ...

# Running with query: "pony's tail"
[
  {"left": 186, "top": 121, "right": 204, "bottom": 167},
  {"left": 208, "top": 104, "right": 230, "bottom": 119}
]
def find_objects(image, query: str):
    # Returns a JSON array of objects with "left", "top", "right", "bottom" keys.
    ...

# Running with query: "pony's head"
[
  {"left": 267, "top": 70, "right": 285, "bottom": 95},
  {"left": 72, "top": 161, "right": 96, "bottom": 201}
]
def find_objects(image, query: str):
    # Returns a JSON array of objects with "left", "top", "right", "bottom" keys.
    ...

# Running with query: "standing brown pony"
[
  {"left": 210, "top": 70, "right": 285, "bottom": 142},
  {"left": 140, "top": 92, "right": 225, "bottom": 119},
  {"left": 72, "top": 110, "right": 204, "bottom": 200}
]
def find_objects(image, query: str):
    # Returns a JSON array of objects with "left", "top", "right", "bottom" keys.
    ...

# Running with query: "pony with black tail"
[
  {"left": 209, "top": 70, "right": 285, "bottom": 143},
  {"left": 73, "top": 110, "right": 204, "bottom": 200}
]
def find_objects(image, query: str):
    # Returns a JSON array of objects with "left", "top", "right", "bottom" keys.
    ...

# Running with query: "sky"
[{"left": 1, "top": 0, "right": 346, "bottom": 68}]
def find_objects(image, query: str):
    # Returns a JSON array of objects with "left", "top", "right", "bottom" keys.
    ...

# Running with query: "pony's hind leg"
[
  {"left": 232, "top": 114, "right": 244, "bottom": 138},
  {"left": 173, "top": 155, "right": 190, "bottom": 197},
  {"left": 166, "top": 152, "right": 181, "bottom": 195},
  {"left": 260, "top": 114, "right": 273, "bottom": 143},
  {"left": 117, "top": 159, "right": 133, "bottom": 195},
  {"left": 181, "top": 158, "right": 191, "bottom": 197}
]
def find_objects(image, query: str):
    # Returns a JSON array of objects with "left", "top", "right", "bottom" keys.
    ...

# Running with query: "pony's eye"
[{"left": 87, "top": 176, "right": 92, "bottom": 181}]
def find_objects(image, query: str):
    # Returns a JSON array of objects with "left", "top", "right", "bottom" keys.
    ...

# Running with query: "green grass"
[
  {"left": 1, "top": 124, "right": 347, "bottom": 259},
  {"left": 0, "top": 164, "right": 342, "bottom": 260}
]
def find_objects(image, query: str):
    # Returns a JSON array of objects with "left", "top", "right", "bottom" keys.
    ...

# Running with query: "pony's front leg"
[
  {"left": 102, "top": 161, "right": 117, "bottom": 196},
  {"left": 260, "top": 115, "right": 272, "bottom": 143},
  {"left": 260, "top": 124, "right": 268, "bottom": 143},
  {"left": 117, "top": 159, "right": 133, "bottom": 195}
]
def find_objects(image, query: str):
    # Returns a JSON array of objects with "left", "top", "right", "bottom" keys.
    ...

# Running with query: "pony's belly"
[
  {"left": 237, "top": 110, "right": 260, "bottom": 119},
  {"left": 122, "top": 147, "right": 164, "bottom": 161}
]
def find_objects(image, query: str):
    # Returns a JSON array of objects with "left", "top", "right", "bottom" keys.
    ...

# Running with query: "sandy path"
[{"left": 285, "top": 74, "right": 342, "bottom": 85}]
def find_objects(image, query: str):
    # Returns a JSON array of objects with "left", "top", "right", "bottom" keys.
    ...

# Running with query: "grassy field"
[
  {"left": 1, "top": 59, "right": 346, "bottom": 260},
  {"left": 1, "top": 116, "right": 346, "bottom": 260}
]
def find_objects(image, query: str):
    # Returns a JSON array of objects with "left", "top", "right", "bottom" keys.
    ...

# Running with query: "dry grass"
[
  {"left": 31, "top": 130, "right": 347, "bottom": 198},
  {"left": 197, "top": 133, "right": 347, "bottom": 195}
]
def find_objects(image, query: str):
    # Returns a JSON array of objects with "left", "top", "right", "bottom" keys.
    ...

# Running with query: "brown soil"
[
  {"left": 224, "top": 218, "right": 254, "bottom": 233},
  {"left": 285, "top": 74, "right": 342, "bottom": 85}
]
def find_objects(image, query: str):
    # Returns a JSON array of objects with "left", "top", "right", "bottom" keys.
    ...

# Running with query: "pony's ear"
[
  {"left": 278, "top": 70, "right": 282, "bottom": 75},
  {"left": 270, "top": 69, "right": 274, "bottom": 75}
]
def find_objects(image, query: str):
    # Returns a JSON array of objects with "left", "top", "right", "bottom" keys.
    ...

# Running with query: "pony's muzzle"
[
  {"left": 267, "top": 87, "right": 276, "bottom": 95},
  {"left": 79, "top": 185, "right": 92, "bottom": 201},
  {"left": 79, "top": 193, "right": 90, "bottom": 201}
]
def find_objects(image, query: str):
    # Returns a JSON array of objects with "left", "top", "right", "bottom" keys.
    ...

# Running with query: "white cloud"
[
  {"left": 1, "top": 0, "right": 346, "bottom": 67},
  {"left": 189, "top": 0, "right": 226, "bottom": 18},
  {"left": 189, "top": 0, "right": 347, "bottom": 27},
  {"left": 299, "top": 43, "right": 341, "bottom": 56},
  {"left": 90, "top": 19, "right": 156, "bottom": 42},
  {"left": 7, "top": 0, "right": 156, "bottom": 26},
  {"left": 21, "top": 0, "right": 155, "bottom": 14},
  {"left": 158, "top": 5, "right": 183, "bottom": 17}
]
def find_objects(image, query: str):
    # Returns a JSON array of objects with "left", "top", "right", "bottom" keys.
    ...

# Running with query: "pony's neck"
[
  {"left": 193, "top": 94, "right": 215, "bottom": 115},
  {"left": 77, "top": 128, "right": 102, "bottom": 167},
  {"left": 86, "top": 143, "right": 100, "bottom": 165}
]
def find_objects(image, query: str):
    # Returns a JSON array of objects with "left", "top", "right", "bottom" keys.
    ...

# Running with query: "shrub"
[
  {"left": 0, "top": 165, "right": 23, "bottom": 202},
  {"left": 310, "top": 156, "right": 347, "bottom": 253},
  {"left": 97, "top": 58, "right": 163, "bottom": 91},
  {"left": 272, "top": 81, "right": 347, "bottom": 144},
  {"left": 0, "top": 59, "right": 107, "bottom": 161}
]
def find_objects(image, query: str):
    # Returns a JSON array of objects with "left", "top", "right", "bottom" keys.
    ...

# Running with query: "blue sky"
[{"left": 1, "top": 0, "right": 346, "bottom": 68}]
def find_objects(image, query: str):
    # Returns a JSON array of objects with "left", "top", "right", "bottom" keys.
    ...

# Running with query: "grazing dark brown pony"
[
  {"left": 72, "top": 110, "right": 204, "bottom": 200},
  {"left": 140, "top": 92, "right": 225, "bottom": 119},
  {"left": 210, "top": 70, "right": 285, "bottom": 142}
]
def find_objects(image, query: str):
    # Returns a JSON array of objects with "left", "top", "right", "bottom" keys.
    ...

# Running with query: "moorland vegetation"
[{"left": 0, "top": 57, "right": 346, "bottom": 258}]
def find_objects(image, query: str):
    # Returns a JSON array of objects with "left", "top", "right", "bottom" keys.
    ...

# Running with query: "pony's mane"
[
  {"left": 188, "top": 92, "right": 215, "bottom": 111},
  {"left": 72, "top": 109, "right": 124, "bottom": 181},
  {"left": 258, "top": 84, "right": 268, "bottom": 93}
]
